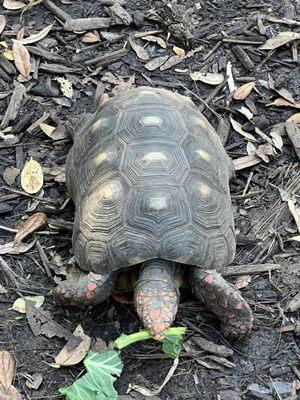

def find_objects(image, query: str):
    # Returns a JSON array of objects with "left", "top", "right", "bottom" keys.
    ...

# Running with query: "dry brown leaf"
[
  {"left": 3, "top": 0, "right": 25, "bottom": 10},
  {"left": 233, "top": 82, "right": 255, "bottom": 100},
  {"left": 160, "top": 55, "right": 183, "bottom": 71},
  {"left": 3, "top": 166, "right": 20, "bottom": 186},
  {"left": 268, "top": 74, "right": 295, "bottom": 103},
  {"left": 53, "top": 325, "right": 91, "bottom": 367},
  {"left": 288, "top": 200, "right": 300, "bottom": 233},
  {"left": 230, "top": 117, "right": 257, "bottom": 141},
  {"left": 82, "top": 32, "right": 100, "bottom": 43},
  {"left": 12, "top": 41, "right": 31, "bottom": 77},
  {"left": 268, "top": 98, "right": 300, "bottom": 109},
  {"left": 11, "top": 296, "right": 45, "bottom": 313},
  {"left": 13, "top": 24, "right": 53, "bottom": 45},
  {"left": 290, "top": 235, "right": 300, "bottom": 242},
  {"left": 260, "top": 31, "right": 300, "bottom": 50},
  {"left": 246, "top": 141, "right": 256, "bottom": 156},
  {"left": 235, "top": 275, "right": 251, "bottom": 289},
  {"left": 233, "top": 155, "right": 262, "bottom": 171},
  {"left": 128, "top": 36, "right": 149, "bottom": 60},
  {"left": 141, "top": 35, "right": 166, "bottom": 48},
  {"left": 14, "top": 212, "right": 47, "bottom": 242},
  {"left": 189, "top": 71, "right": 224, "bottom": 85},
  {"left": 287, "top": 113, "right": 300, "bottom": 123},
  {"left": 54, "top": 77, "right": 73, "bottom": 99},
  {"left": 173, "top": 45, "right": 186, "bottom": 57},
  {"left": 144, "top": 55, "right": 169, "bottom": 71},
  {"left": 21, "top": 158, "right": 43, "bottom": 194},
  {"left": 0, "top": 351, "right": 15, "bottom": 391},
  {"left": 0, "top": 15, "right": 6, "bottom": 34},
  {"left": 0, "top": 240, "right": 36, "bottom": 255},
  {"left": 270, "top": 130, "right": 284, "bottom": 150},
  {"left": 236, "top": 106, "right": 253, "bottom": 120}
]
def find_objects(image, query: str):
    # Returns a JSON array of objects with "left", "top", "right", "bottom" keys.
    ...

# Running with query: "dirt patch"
[{"left": 0, "top": 0, "right": 300, "bottom": 399}]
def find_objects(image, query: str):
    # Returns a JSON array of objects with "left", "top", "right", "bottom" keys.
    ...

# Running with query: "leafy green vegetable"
[
  {"left": 59, "top": 350, "right": 123, "bottom": 400},
  {"left": 162, "top": 334, "right": 184, "bottom": 359},
  {"left": 59, "top": 327, "right": 186, "bottom": 400}
]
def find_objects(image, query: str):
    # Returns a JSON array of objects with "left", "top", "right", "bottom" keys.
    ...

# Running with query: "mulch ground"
[{"left": 0, "top": 0, "right": 300, "bottom": 399}]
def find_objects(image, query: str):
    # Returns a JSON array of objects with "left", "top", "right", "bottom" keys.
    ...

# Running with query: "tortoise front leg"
[
  {"left": 54, "top": 270, "right": 117, "bottom": 307},
  {"left": 191, "top": 268, "right": 253, "bottom": 339}
]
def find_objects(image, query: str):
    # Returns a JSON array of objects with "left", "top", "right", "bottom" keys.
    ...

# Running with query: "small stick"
[
  {"left": 242, "top": 171, "right": 253, "bottom": 196},
  {"left": 232, "top": 45, "right": 255, "bottom": 70},
  {"left": 43, "top": 0, "right": 72, "bottom": 23},
  {"left": 36, "top": 241, "right": 52, "bottom": 278},
  {"left": 220, "top": 263, "right": 280, "bottom": 277},
  {"left": 85, "top": 48, "right": 128, "bottom": 65}
]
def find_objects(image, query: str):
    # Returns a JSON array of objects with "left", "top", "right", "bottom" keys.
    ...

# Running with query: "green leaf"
[
  {"left": 162, "top": 334, "right": 184, "bottom": 359},
  {"left": 59, "top": 350, "right": 123, "bottom": 400}
]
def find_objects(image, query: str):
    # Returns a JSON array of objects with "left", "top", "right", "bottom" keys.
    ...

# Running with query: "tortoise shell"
[{"left": 66, "top": 87, "right": 236, "bottom": 275}]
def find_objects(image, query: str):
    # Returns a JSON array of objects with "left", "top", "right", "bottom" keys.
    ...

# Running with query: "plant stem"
[{"left": 114, "top": 327, "right": 186, "bottom": 350}]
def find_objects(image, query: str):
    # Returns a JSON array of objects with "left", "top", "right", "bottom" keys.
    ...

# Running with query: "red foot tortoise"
[{"left": 54, "top": 87, "right": 253, "bottom": 341}]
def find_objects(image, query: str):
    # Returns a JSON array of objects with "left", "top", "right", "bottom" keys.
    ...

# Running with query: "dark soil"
[{"left": 0, "top": 1, "right": 300, "bottom": 399}]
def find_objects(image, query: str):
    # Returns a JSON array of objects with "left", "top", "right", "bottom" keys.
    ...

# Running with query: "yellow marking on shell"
[
  {"left": 198, "top": 117, "right": 207, "bottom": 129},
  {"left": 148, "top": 196, "right": 168, "bottom": 210},
  {"left": 199, "top": 184, "right": 211, "bottom": 196},
  {"left": 94, "top": 152, "right": 107, "bottom": 165},
  {"left": 90, "top": 119, "right": 102, "bottom": 132},
  {"left": 196, "top": 149, "right": 211, "bottom": 161},
  {"left": 142, "top": 152, "right": 167, "bottom": 162},
  {"left": 140, "top": 115, "right": 163, "bottom": 126},
  {"left": 99, "top": 182, "right": 119, "bottom": 200}
]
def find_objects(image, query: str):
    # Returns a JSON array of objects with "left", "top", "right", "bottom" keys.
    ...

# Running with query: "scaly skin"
[
  {"left": 134, "top": 260, "right": 179, "bottom": 341},
  {"left": 191, "top": 268, "right": 253, "bottom": 339},
  {"left": 54, "top": 271, "right": 116, "bottom": 307}
]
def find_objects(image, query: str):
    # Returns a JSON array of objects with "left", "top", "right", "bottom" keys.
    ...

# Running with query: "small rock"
[
  {"left": 133, "top": 10, "right": 145, "bottom": 27},
  {"left": 30, "top": 83, "right": 60, "bottom": 98},
  {"left": 269, "top": 380, "right": 292, "bottom": 395}
]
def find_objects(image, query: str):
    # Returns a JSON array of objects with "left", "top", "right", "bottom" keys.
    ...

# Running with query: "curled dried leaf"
[
  {"left": 82, "top": 32, "right": 100, "bottom": 43},
  {"left": 233, "top": 82, "right": 256, "bottom": 100},
  {"left": 268, "top": 98, "right": 300, "bottom": 109},
  {"left": 287, "top": 113, "right": 300, "bottom": 123},
  {"left": 0, "top": 15, "right": 6, "bottom": 34},
  {"left": 0, "top": 351, "right": 15, "bottom": 391},
  {"left": 173, "top": 45, "right": 186, "bottom": 58},
  {"left": 230, "top": 117, "right": 257, "bottom": 142},
  {"left": 141, "top": 35, "right": 166, "bottom": 48},
  {"left": 3, "top": 0, "right": 26, "bottom": 10},
  {"left": 0, "top": 240, "right": 36, "bottom": 255},
  {"left": 14, "top": 212, "right": 47, "bottom": 242},
  {"left": 12, "top": 41, "right": 31, "bottom": 77},
  {"left": 260, "top": 31, "right": 300, "bottom": 50},
  {"left": 11, "top": 296, "right": 45, "bottom": 313},
  {"left": 13, "top": 24, "right": 53, "bottom": 45},
  {"left": 21, "top": 158, "right": 43, "bottom": 194},
  {"left": 235, "top": 275, "right": 251, "bottom": 289},
  {"left": 128, "top": 36, "right": 149, "bottom": 60},
  {"left": 189, "top": 71, "right": 224, "bottom": 85}
]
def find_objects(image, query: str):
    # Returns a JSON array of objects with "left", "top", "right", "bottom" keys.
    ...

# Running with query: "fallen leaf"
[
  {"left": 260, "top": 31, "right": 300, "bottom": 50},
  {"left": 288, "top": 200, "right": 300, "bottom": 233},
  {"left": 53, "top": 325, "right": 91, "bottom": 367},
  {"left": 270, "top": 130, "right": 284, "bottom": 151},
  {"left": 12, "top": 41, "right": 31, "bottom": 77},
  {"left": 286, "top": 122, "right": 300, "bottom": 160},
  {"left": 268, "top": 98, "right": 300, "bottom": 109},
  {"left": 39, "top": 122, "right": 55, "bottom": 137},
  {"left": 13, "top": 24, "right": 53, "bottom": 45},
  {"left": 144, "top": 55, "right": 169, "bottom": 71},
  {"left": 3, "top": 0, "right": 26, "bottom": 10},
  {"left": 233, "top": 82, "right": 255, "bottom": 100},
  {"left": 189, "top": 71, "right": 224, "bottom": 85},
  {"left": 26, "top": 303, "right": 80, "bottom": 344},
  {"left": 233, "top": 155, "right": 262, "bottom": 171},
  {"left": 230, "top": 117, "right": 257, "bottom": 141},
  {"left": 290, "top": 235, "right": 300, "bottom": 242},
  {"left": 160, "top": 55, "right": 183, "bottom": 71},
  {"left": 14, "top": 212, "right": 47, "bottom": 242},
  {"left": 268, "top": 74, "right": 295, "bottom": 103},
  {"left": 0, "top": 385, "right": 22, "bottom": 399},
  {"left": 246, "top": 141, "right": 256, "bottom": 156},
  {"left": 0, "top": 240, "right": 36, "bottom": 255},
  {"left": 82, "top": 32, "right": 100, "bottom": 43},
  {"left": 173, "top": 45, "right": 186, "bottom": 57},
  {"left": 128, "top": 36, "right": 149, "bottom": 60},
  {"left": 3, "top": 166, "right": 20, "bottom": 186},
  {"left": 236, "top": 106, "right": 253, "bottom": 120},
  {"left": 25, "top": 373, "right": 43, "bottom": 390},
  {"left": 141, "top": 35, "right": 166, "bottom": 48},
  {"left": 21, "top": 158, "right": 43, "bottom": 194},
  {"left": 11, "top": 296, "right": 45, "bottom": 313},
  {"left": 0, "top": 16, "right": 6, "bottom": 34},
  {"left": 54, "top": 77, "right": 73, "bottom": 99},
  {"left": 287, "top": 113, "right": 300, "bottom": 123},
  {"left": 0, "top": 351, "right": 15, "bottom": 391}
]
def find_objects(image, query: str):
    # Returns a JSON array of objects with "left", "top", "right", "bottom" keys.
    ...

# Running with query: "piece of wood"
[
  {"left": 232, "top": 45, "right": 255, "bottom": 70},
  {"left": 1, "top": 82, "right": 26, "bottom": 129},
  {"left": 85, "top": 48, "right": 128, "bottom": 65},
  {"left": 220, "top": 263, "right": 280, "bottom": 277},
  {"left": 43, "top": 0, "right": 72, "bottom": 23},
  {"left": 233, "top": 155, "right": 262, "bottom": 171},
  {"left": 64, "top": 18, "right": 111, "bottom": 31}
]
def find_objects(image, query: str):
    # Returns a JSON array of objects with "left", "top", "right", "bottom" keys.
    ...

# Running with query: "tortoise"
[{"left": 54, "top": 87, "right": 253, "bottom": 341}]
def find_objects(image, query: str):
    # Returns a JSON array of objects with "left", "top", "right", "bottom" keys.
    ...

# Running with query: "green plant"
[{"left": 59, "top": 327, "right": 186, "bottom": 400}]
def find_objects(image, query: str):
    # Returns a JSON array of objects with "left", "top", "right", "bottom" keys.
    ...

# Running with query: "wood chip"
[{"left": 0, "top": 82, "right": 26, "bottom": 129}]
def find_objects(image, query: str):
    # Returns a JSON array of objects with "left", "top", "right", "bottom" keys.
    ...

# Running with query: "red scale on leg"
[{"left": 87, "top": 282, "right": 97, "bottom": 291}]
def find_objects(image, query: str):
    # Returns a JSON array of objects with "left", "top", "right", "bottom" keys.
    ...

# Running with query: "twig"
[
  {"left": 43, "top": 0, "right": 72, "bottom": 23},
  {"left": 220, "top": 263, "right": 280, "bottom": 277},
  {"left": 85, "top": 48, "right": 128, "bottom": 65},
  {"left": 64, "top": 18, "right": 111, "bottom": 31}
]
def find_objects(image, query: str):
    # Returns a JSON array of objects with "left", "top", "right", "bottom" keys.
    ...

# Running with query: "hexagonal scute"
[
  {"left": 121, "top": 141, "right": 189, "bottom": 185},
  {"left": 125, "top": 186, "right": 190, "bottom": 236},
  {"left": 115, "top": 107, "right": 188, "bottom": 144},
  {"left": 184, "top": 173, "right": 232, "bottom": 233}
]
